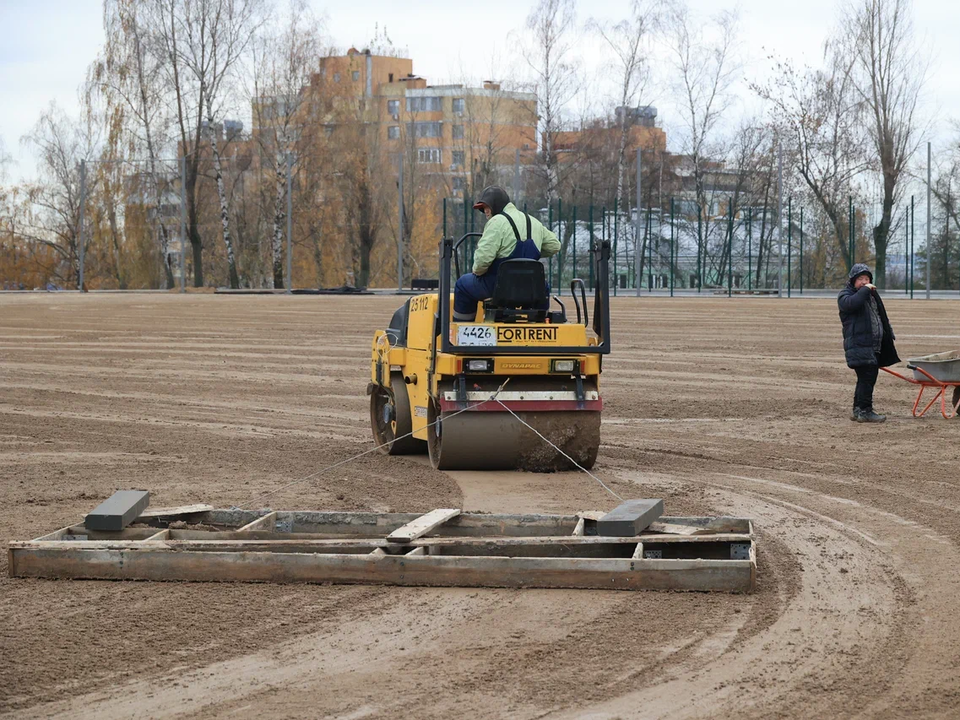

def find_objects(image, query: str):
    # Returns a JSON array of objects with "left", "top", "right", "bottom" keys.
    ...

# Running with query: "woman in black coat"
[{"left": 837, "top": 263, "right": 900, "bottom": 422}]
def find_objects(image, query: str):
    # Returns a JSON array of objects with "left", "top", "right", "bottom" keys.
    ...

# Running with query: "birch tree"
[
  {"left": 592, "top": 1, "right": 655, "bottom": 224},
  {"left": 847, "top": 0, "right": 926, "bottom": 288},
  {"left": 522, "top": 0, "right": 579, "bottom": 202},
  {"left": 94, "top": 0, "right": 176, "bottom": 288},
  {"left": 662, "top": 1, "right": 739, "bottom": 271},
  {"left": 250, "top": 0, "right": 319, "bottom": 288}
]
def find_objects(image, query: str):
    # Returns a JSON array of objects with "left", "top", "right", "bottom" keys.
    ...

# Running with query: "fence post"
[
  {"left": 180, "top": 156, "right": 186, "bottom": 293},
  {"left": 286, "top": 153, "right": 293, "bottom": 294},
  {"left": 635, "top": 148, "right": 642, "bottom": 297},
  {"left": 670, "top": 197, "right": 675, "bottom": 297},
  {"left": 572, "top": 205, "right": 578, "bottom": 282},
  {"left": 727, "top": 197, "right": 733, "bottom": 297},
  {"left": 926, "top": 141, "right": 932, "bottom": 299},
  {"left": 77, "top": 159, "right": 87, "bottom": 291},
  {"left": 588, "top": 206, "right": 595, "bottom": 290},
  {"left": 612, "top": 200, "right": 618, "bottom": 297},
  {"left": 548, "top": 200, "right": 554, "bottom": 292},
  {"left": 558, "top": 198, "right": 563, "bottom": 295},
  {"left": 697, "top": 205, "right": 703, "bottom": 292},
  {"left": 910, "top": 195, "right": 915, "bottom": 299},
  {"left": 647, "top": 206, "right": 653, "bottom": 291},
  {"left": 777, "top": 143, "right": 783, "bottom": 297},
  {"left": 799, "top": 205, "right": 803, "bottom": 294},
  {"left": 747, "top": 206, "right": 752, "bottom": 291},
  {"left": 787, "top": 196, "right": 792, "bottom": 298}
]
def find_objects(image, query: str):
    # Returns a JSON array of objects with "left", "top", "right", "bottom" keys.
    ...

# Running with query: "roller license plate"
[{"left": 457, "top": 325, "right": 496, "bottom": 346}]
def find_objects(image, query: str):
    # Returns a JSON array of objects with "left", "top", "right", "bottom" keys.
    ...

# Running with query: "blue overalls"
[{"left": 454, "top": 213, "right": 542, "bottom": 320}]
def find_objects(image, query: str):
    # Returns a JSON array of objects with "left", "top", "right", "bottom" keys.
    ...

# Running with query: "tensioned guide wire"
[{"left": 249, "top": 379, "right": 621, "bottom": 506}]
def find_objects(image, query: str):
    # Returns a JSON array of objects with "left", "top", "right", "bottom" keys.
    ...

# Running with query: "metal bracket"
[{"left": 730, "top": 543, "right": 751, "bottom": 560}]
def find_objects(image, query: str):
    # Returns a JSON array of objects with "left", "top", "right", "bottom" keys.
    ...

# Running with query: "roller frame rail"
[{"left": 8, "top": 508, "right": 756, "bottom": 593}]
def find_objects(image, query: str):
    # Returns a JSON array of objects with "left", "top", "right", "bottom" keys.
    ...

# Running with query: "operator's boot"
[
  {"left": 857, "top": 407, "right": 886, "bottom": 423},
  {"left": 850, "top": 406, "right": 861, "bottom": 421}
]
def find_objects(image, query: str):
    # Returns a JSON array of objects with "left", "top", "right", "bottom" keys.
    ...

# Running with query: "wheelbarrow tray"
[{"left": 907, "top": 350, "right": 960, "bottom": 383}]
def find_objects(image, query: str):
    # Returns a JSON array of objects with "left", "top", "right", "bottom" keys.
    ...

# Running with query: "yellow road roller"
[{"left": 368, "top": 233, "right": 612, "bottom": 470}]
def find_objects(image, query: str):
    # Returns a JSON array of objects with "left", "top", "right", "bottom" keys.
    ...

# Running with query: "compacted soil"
[{"left": 0, "top": 292, "right": 958, "bottom": 719}]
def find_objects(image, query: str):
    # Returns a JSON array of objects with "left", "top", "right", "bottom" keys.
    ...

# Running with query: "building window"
[
  {"left": 387, "top": 125, "right": 400, "bottom": 140},
  {"left": 352, "top": 70, "right": 360, "bottom": 82},
  {"left": 452, "top": 98, "right": 465, "bottom": 113},
  {"left": 406, "top": 96, "right": 442, "bottom": 112},
  {"left": 418, "top": 148, "right": 441, "bottom": 164},
  {"left": 452, "top": 124, "right": 464, "bottom": 140},
  {"left": 387, "top": 99, "right": 399, "bottom": 115},
  {"left": 452, "top": 150, "right": 465, "bottom": 167},
  {"left": 333, "top": 73, "right": 340, "bottom": 83},
  {"left": 452, "top": 177, "right": 465, "bottom": 191},
  {"left": 408, "top": 121, "right": 442, "bottom": 138}
]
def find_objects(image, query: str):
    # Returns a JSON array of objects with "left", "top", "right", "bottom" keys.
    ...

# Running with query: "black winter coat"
[{"left": 837, "top": 284, "right": 900, "bottom": 368}]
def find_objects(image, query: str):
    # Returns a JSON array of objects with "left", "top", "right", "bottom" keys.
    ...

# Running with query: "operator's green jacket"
[{"left": 473, "top": 203, "right": 561, "bottom": 275}]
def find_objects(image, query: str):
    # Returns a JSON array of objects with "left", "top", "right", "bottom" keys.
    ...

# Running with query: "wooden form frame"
[{"left": 8, "top": 509, "right": 756, "bottom": 592}]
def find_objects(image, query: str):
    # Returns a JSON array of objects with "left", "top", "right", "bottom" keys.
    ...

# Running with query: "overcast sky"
[{"left": 1, "top": 0, "right": 957, "bottom": 183}]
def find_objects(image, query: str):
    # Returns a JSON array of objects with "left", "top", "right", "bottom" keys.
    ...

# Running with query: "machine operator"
[{"left": 453, "top": 186, "right": 561, "bottom": 322}]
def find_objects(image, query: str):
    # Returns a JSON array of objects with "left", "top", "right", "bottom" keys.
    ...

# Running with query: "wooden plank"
[
  {"left": 387, "top": 509, "right": 461, "bottom": 543},
  {"left": 646, "top": 521, "right": 700, "bottom": 536},
  {"left": 370, "top": 548, "right": 386, "bottom": 556},
  {"left": 237, "top": 512, "right": 278, "bottom": 533},
  {"left": 406, "top": 547, "right": 427, "bottom": 556},
  {"left": 572, "top": 518, "right": 585, "bottom": 536},
  {"left": 201, "top": 509, "right": 580, "bottom": 537},
  {"left": 632, "top": 543, "right": 644, "bottom": 559},
  {"left": 15, "top": 533, "right": 752, "bottom": 553},
  {"left": 7, "top": 547, "right": 756, "bottom": 592},
  {"left": 139, "top": 504, "right": 214, "bottom": 519},
  {"left": 142, "top": 529, "right": 171, "bottom": 542},
  {"left": 33, "top": 525, "right": 76, "bottom": 542}
]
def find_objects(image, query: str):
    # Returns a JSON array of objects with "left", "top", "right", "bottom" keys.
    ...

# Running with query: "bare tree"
[
  {"left": 94, "top": 0, "right": 177, "bottom": 288},
  {"left": 251, "top": 0, "right": 321, "bottom": 288},
  {"left": 522, "top": 0, "right": 579, "bottom": 202},
  {"left": 847, "top": 0, "right": 926, "bottom": 288},
  {"left": 755, "top": 44, "right": 870, "bottom": 273},
  {"left": 20, "top": 103, "right": 100, "bottom": 287},
  {"left": 591, "top": 0, "right": 655, "bottom": 222},
  {"left": 662, "top": 0, "right": 740, "bottom": 273},
  {"left": 148, "top": 0, "right": 260, "bottom": 288}
]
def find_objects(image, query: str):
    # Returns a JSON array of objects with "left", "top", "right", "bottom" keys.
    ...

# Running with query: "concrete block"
[
  {"left": 85, "top": 490, "right": 150, "bottom": 532},
  {"left": 596, "top": 499, "right": 663, "bottom": 537}
]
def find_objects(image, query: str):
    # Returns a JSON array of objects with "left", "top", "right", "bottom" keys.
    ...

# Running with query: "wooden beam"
[
  {"left": 237, "top": 512, "right": 278, "bottom": 533},
  {"left": 387, "top": 509, "right": 460, "bottom": 543},
  {"left": 646, "top": 521, "right": 701, "bottom": 536},
  {"left": 572, "top": 518, "right": 585, "bottom": 536},
  {"left": 33, "top": 525, "right": 76, "bottom": 542},
  {"left": 7, "top": 547, "right": 755, "bottom": 592},
  {"left": 406, "top": 547, "right": 427, "bottom": 556},
  {"left": 142, "top": 529, "right": 171, "bottom": 542},
  {"left": 139, "top": 504, "right": 214, "bottom": 518},
  {"left": 632, "top": 543, "right": 644, "bottom": 560}
]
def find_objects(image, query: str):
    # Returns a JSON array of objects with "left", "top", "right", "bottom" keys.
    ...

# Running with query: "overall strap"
[
  {"left": 526, "top": 214, "right": 532, "bottom": 240},
  {"left": 499, "top": 212, "right": 524, "bottom": 243}
]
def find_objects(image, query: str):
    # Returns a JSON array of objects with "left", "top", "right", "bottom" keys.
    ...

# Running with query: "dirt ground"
[{"left": 1, "top": 292, "right": 958, "bottom": 719}]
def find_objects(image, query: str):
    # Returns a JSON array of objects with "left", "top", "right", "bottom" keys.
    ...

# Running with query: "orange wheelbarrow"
[{"left": 882, "top": 350, "right": 960, "bottom": 419}]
